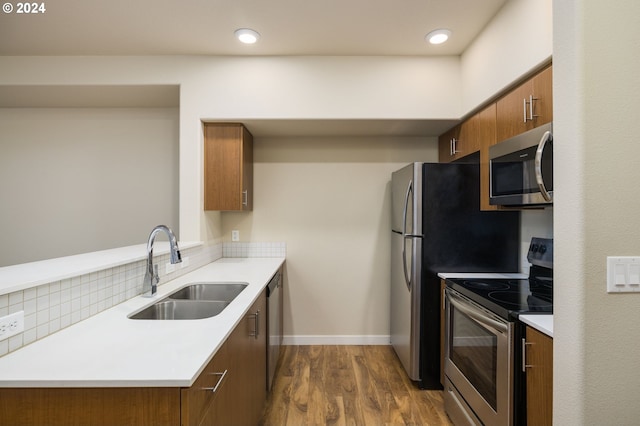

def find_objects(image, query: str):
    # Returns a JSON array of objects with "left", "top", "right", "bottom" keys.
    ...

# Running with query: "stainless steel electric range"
[{"left": 443, "top": 237, "right": 553, "bottom": 426}]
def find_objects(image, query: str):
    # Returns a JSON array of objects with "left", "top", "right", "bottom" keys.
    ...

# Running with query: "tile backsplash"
[{"left": 0, "top": 241, "right": 285, "bottom": 357}]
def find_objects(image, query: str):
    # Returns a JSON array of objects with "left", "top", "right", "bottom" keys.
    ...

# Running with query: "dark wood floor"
[{"left": 260, "top": 345, "right": 453, "bottom": 426}]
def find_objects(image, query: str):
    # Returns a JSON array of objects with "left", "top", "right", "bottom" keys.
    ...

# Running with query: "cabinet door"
[
  {"left": 525, "top": 326, "right": 553, "bottom": 426},
  {"left": 477, "top": 103, "right": 498, "bottom": 211},
  {"left": 496, "top": 65, "right": 553, "bottom": 142},
  {"left": 241, "top": 125, "right": 254, "bottom": 210},
  {"left": 203, "top": 123, "right": 253, "bottom": 211},
  {"left": 438, "top": 126, "right": 460, "bottom": 163},
  {"left": 225, "top": 290, "right": 268, "bottom": 426},
  {"left": 248, "top": 291, "right": 268, "bottom": 423},
  {"left": 532, "top": 66, "right": 553, "bottom": 128},
  {"left": 182, "top": 341, "right": 233, "bottom": 426},
  {"left": 455, "top": 114, "right": 482, "bottom": 161}
]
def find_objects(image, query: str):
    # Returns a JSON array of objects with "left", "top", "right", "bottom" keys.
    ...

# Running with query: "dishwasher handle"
[{"left": 266, "top": 271, "right": 281, "bottom": 297}]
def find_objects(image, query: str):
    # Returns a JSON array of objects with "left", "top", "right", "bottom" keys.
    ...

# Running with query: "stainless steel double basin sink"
[{"left": 128, "top": 282, "right": 248, "bottom": 320}]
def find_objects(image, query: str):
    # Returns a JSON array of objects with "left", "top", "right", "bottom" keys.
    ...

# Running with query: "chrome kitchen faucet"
[{"left": 142, "top": 225, "right": 182, "bottom": 297}]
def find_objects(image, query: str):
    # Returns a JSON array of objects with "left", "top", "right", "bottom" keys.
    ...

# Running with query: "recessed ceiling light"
[
  {"left": 235, "top": 28, "right": 260, "bottom": 44},
  {"left": 426, "top": 29, "right": 452, "bottom": 45}
]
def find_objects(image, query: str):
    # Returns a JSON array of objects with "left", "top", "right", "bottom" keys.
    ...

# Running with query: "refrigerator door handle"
[
  {"left": 401, "top": 181, "right": 412, "bottom": 290},
  {"left": 401, "top": 180, "right": 418, "bottom": 291},
  {"left": 401, "top": 180, "right": 412, "bottom": 237}
]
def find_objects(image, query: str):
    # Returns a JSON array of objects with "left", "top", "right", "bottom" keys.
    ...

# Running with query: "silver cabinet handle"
[
  {"left": 529, "top": 94, "right": 539, "bottom": 121},
  {"left": 451, "top": 138, "right": 459, "bottom": 155},
  {"left": 249, "top": 310, "right": 260, "bottom": 339},
  {"left": 522, "top": 338, "right": 533, "bottom": 372},
  {"left": 525, "top": 95, "right": 540, "bottom": 122},
  {"left": 534, "top": 130, "right": 553, "bottom": 201},
  {"left": 202, "top": 369, "right": 227, "bottom": 393},
  {"left": 242, "top": 190, "right": 248, "bottom": 206}
]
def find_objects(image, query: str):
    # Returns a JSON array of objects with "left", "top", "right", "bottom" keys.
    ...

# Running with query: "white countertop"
[
  {"left": 520, "top": 314, "right": 553, "bottom": 337},
  {"left": 0, "top": 257, "right": 285, "bottom": 388}
]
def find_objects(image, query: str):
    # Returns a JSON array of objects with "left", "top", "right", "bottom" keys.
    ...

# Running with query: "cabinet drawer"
[{"left": 181, "top": 343, "right": 230, "bottom": 426}]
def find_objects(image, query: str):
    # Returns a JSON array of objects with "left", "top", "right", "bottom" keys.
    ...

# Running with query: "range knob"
[
  {"left": 531, "top": 244, "right": 539, "bottom": 253},
  {"left": 538, "top": 245, "right": 547, "bottom": 254}
]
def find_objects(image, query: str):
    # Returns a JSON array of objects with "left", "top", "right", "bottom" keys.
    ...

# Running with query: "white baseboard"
[{"left": 282, "top": 335, "right": 391, "bottom": 345}]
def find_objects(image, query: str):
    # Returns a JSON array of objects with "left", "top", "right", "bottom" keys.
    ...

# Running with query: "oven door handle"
[
  {"left": 447, "top": 291, "right": 508, "bottom": 334},
  {"left": 534, "top": 130, "right": 553, "bottom": 202}
]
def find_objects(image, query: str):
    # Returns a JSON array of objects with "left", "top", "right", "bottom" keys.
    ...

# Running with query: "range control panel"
[{"left": 527, "top": 237, "right": 553, "bottom": 269}]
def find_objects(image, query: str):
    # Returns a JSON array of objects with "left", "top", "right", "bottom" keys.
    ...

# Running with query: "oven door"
[
  {"left": 444, "top": 288, "right": 514, "bottom": 426},
  {"left": 489, "top": 122, "right": 553, "bottom": 206}
]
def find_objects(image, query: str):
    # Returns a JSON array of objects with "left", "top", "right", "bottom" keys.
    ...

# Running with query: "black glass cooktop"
[{"left": 446, "top": 273, "right": 553, "bottom": 320}]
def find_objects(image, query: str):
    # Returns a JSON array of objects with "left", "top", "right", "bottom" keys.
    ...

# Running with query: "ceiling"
[
  {"left": 0, "top": 0, "right": 507, "bottom": 56},
  {"left": 0, "top": 0, "right": 507, "bottom": 137}
]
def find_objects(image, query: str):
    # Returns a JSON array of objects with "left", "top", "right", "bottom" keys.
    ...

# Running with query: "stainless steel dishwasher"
[{"left": 266, "top": 269, "right": 283, "bottom": 390}]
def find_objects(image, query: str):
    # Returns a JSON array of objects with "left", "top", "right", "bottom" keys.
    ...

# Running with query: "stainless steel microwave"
[{"left": 489, "top": 122, "right": 553, "bottom": 207}]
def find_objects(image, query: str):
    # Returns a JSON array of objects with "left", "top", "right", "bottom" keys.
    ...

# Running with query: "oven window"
[{"left": 450, "top": 307, "right": 498, "bottom": 410}]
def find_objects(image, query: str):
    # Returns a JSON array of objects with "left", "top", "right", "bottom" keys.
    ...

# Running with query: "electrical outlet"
[
  {"left": 0, "top": 311, "right": 24, "bottom": 341},
  {"left": 231, "top": 230, "right": 240, "bottom": 242}
]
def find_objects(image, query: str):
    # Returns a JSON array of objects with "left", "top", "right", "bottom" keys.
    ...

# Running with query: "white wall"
[
  {"left": 461, "top": 0, "right": 553, "bottom": 112},
  {"left": 222, "top": 136, "right": 438, "bottom": 340},
  {"left": 0, "top": 55, "right": 463, "bottom": 246},
  {"left": 0, "top": 107, "right": 179, "bottom": 266},
  {"left": 554, "top": 0, "right": 640, "bottom": 424}
]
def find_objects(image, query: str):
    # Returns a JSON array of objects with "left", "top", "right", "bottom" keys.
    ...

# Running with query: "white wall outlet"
[
  {"left": 607, "top": 257, "right": 640, "bottom": 293},
  {"left": 0, "top": 311, "right": 25, "bottom": 341},
  {"left": 231, "top": 230, "right": 240, "bottom": 242},
  {"left": 165, "top": 262, "right": 176, "bottom": 274},
  {"left": 180, "top": 256, "right": 190, "bottom": 268}
]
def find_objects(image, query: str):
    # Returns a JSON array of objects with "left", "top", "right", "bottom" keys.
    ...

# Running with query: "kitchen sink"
[
  {"left": 129, "top": 299, "right": 230, "bottom": 320},
  {"left": 128, "top": 282, "right": 248, "bottom": 320},
  {"left": 167, "top": 282, "right": 248, "bottom": 301}
]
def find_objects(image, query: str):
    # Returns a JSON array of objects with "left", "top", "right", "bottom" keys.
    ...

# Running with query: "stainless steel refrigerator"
[{"left": 390, "top": 162, "right": 520, "bottom": 389}]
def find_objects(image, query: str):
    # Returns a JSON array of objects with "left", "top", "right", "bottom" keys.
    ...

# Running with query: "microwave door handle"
[
  {"left": 447, "top": 291, "right": 508, "bottom": 334},
  {"left": 534, "top": 130, "right": 553, "bottom": 202},
  {"left": 401, "top": 181, "right": 413, "bottom": 291}
]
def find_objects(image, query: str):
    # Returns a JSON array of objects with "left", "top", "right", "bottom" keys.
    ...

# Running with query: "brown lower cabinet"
[
  {"left": 0, "top": 290, "right": 267, "bottom": 426},
  {"left": 524, "top": 325, "right": 553, "bottom": 426}
]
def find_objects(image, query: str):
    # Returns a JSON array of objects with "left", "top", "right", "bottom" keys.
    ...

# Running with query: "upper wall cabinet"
[
  {"left": 438, "top": 116, "right": 482, "bottom": 163},
  {"left": 496, "top": 65, "right": 553, "bottom": 143},
  {"left": 438, "top": 64, "right": 552, "bottom": 211},
  {"left": 204, "top": 123, "right": 253, "bottom": 211}
]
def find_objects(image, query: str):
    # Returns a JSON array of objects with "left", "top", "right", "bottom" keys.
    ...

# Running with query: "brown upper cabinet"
[
  {"left": 438, "top": 115, "right": 482, "bottom": 163},
  {"left": 496, "top": 65, "right": 553, "bottom": 143},
  {"left": 438, "top": 64, "right": 552, "bottom": 210},
  {"left": 204, "top": 123, "right": 253, "bottom": 211},
  {"left": 438, "top": 104, "right": 497, "bottom": 210}
]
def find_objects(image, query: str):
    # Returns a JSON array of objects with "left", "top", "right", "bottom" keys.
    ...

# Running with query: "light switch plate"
[{"left": 607, "top": 257, "right": 640, "bottom": 293}]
